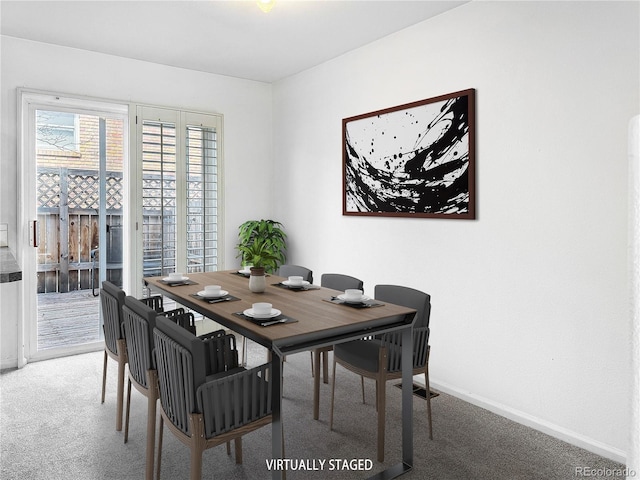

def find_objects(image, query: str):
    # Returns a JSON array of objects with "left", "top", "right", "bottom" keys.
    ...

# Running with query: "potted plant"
[
  {"left": 236, "top": 221, "right": 287, "bottom": 292},
  {"left": 236, "top": 219, "right": 287, "bottom": 273}
]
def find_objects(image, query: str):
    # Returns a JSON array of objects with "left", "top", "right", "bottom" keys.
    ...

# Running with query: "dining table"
[{"left": 145, "top": 269, "right": 418, "bottom": 480}]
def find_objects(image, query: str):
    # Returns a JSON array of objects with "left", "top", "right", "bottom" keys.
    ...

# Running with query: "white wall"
[
  {"left": 272, "top": 1, "right": 638, "bottom": 462},
  {"left": 0, "top": 36, "right": 273, "bottom": 367}
]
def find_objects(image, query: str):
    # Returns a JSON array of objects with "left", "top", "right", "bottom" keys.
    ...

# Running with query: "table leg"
[
  {"left": 272, "top": 351, "right": 284, "bottom": 480},
  {"left": 313, "top": 349, "right": 321, "bottom": 420},
  {"left": 401, "top": 325, "right": 414, "bottom": 467}
]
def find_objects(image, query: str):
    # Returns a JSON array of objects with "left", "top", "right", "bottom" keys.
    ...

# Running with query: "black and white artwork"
[{"left": 342, "top": 89, "right": 475, "bottom": 219}]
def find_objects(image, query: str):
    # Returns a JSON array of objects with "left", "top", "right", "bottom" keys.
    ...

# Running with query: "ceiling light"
[{"left": 257, "top": 0, "right": 275, "bottom": 13}]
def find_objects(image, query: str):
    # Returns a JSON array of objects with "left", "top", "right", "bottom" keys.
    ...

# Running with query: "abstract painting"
[{"left": 343, "top": 89, "right": 476, "bottom": 219}]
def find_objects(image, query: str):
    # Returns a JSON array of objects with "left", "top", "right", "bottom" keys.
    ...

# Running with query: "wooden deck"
[
  {"left": 37, "top": 289, "right": 221, "bottom": 351},
  {"left": 37, "top": 289, "right": 102, "bottom": 350}
]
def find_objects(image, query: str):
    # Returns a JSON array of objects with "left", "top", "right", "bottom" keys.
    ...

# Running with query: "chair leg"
[
  {"left": 116, "top": 342, "right": 127, "bottom": 432},
  {"left": 361, "top": 376, "right": 365, "bottom": 404},
  {"left": 156, "top": 416, "right": 164, "bottom": 480},
  {"left": 234, "top": 437, "right": 243, "bottom": 464},
  {"left": 376, "top": 378, "right": 386, "bottom": 463},
  {"left": 101, "top": 349, "right": 108, "bottom": 404},
  {"left": 242, "top": 336, "right": 248, "bottom": 366},
  {"left": 375, "top": 380, "right": 379, "bottom": 411},
  {"left": 425, "top": 368, "right": 433, "bottom": 440},
  {"left": 322, "top": 351, "right": 329, "bottom": 384},
  {"left": 190, "top": 446, "right": 204, "bottom": 480},
  {"left": 329, "top": 357, "right": 337, "bottom": 430},
  {"left": 145, "top": 393, "right": 157, "bottom": 480},
  {"left": 116, "top": 352, "right": 125, "bottom": 432},
  {"left": 124, "top": 378, "right": 132, "bottom": 443}
]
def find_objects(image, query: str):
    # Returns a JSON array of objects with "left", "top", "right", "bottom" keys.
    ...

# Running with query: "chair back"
[
  {"left": 139, "top": 295, "right": 164, "bottom": 313},
  {"left": 153, "top": 316, "right": 255, "bottom": 438},
  {"left": 321, "top": 273, "right": 363, "bottom": 292},
  {"left": 200, "top": 330, "right": 240, "bottom": 374},
  {"left": 166, "top": 310, "right": 197, "bottom": 335},
  {"left": 122, "top": 296, "right": 159, "bottom": 388},
  {"left": 374, "top": 285, "right": 431, "bottom": 372},
  {"left": 154, "top": 321, "right": 197, "bottom": 436},
  {"left": 100, "top": 281, "right": 125, "bottom": 355},
  {"left": 374, "top": 284, "right": 430, "bottom": 328},
  {"left": 279, "top": 264, "right": 313, "bottom": 283}
]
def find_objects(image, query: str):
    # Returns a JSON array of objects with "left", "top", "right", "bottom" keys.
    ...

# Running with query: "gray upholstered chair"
[
  {"left": 100, "top": 282, "right": 169, "bottom": 434},
  {"left": 278, "top": 264, "right": 313, "bottom": 284},
  {"left": 100, "top": 281, "right": 127, "bottom": 432},
  {"left": 312, "top": 273, "right": 364, "bottom": 383},
  {"left": 122, "top": 296, "right": 161, "bottom": 480},
  {"left": 164, "top": 309, "right": 196, "bottom": 335},
  {"left": 329, "top": 284, "right": 432, "bottom": 462},
  {"left": 153, "top": 315, "right": 273, "bottom": 480},
  {"left": 139, "top": 294, "right": 164, "bottom": 313}
]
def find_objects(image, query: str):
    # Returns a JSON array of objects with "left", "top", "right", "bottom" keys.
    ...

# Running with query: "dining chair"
[
  {"left": 140, "top": 294, "right": 164, "bottom": 313},
  {"left": 100, "top": 281, "right": 127, "bottom": 432},
  {"left": 100, "top": 282, "right": 170, "bottom": 433},
  {"left": 312, "top": 273, "right": 364, "bottom": 383},
  {"left": 165, "top": 309, "right": 197, "bottom": 335},
  {"left": 153, "top": 315, "right": 274, "bottom": 480},
  {"left": 121, "top": 296, "right": 161, "bottom": 480},
  {"left": 329, "top": 284, "right": 432, "bottom": 462}
]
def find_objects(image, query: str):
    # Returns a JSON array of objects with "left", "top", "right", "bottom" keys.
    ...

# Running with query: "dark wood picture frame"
[{"left": 342, "top": 88, "right": 476, "bottom": 219}]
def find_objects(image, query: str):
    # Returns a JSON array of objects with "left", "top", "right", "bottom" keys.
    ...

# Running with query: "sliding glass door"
[{"left": 20, "top": 91, "right": 129, "bottom": 361}]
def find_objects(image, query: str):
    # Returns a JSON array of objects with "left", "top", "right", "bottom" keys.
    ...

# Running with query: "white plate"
[
  {"left": 163, "top": 276, "right": 189, "bottom": 283},
  {"left": 197, "top": 290, "right": 228, "bottom": 299},
  {"left": 337, "top": 294, "right": 370, "bottom": 304},
  {"left": 283, "top": 280, "right": 310, "bottom": 287},
  {"left": 243, "top": 308, "right": 281, "bottom": 319},
  {"left": 238, "top": 270, "right": 251, "bottom": 275}
]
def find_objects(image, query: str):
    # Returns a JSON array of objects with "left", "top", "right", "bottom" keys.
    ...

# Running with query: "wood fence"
[{"left": 37, "top": 167, "right": 123, "bottom": 293}]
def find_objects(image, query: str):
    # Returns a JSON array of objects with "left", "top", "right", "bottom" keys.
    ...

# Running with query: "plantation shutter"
[{"left": 137, "top": 107, "right": 222, "bottom": 280}]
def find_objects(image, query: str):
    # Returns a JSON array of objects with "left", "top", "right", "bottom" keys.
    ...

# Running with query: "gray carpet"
[{"left": 0, "top": 345, "right": 626, "bottom": 480}]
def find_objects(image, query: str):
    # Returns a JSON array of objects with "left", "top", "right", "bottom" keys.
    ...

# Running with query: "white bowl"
[
  {"left": 288, "top": 276, "right": 304, "bottom": 286},
  {"left": 344, "top": 289, "right": 363, "bottom": 301},
  {"left": 252, "top": 302, "right": 272, "bottom": 316},
  {"left": 204, "top": 285, "right": 222, "bottom": 294}
]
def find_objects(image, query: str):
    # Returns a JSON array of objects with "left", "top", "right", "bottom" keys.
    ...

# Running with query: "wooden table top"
[{"left": 145, "top": 270, "right": 416, "bottom": 354}]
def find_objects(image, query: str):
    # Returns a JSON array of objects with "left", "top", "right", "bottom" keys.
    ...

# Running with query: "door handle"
[{"left": 30, "top": 220, "right": 38, "bottom": 247}]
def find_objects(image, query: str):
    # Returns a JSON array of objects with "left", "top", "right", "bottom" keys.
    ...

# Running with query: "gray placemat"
[
  {"left": 190, "top": 293, "right": 241, "bottom": 304},
  {"left": 274, "top": 282, "right": 321, "bottom": 291},
  {"left": 158, "top": 279, "right": 198, "bottom": 286},
  {"left": 233, "top": 311, "right": 299, "bottom": 327},
  {"left": 323, "top": 297, "right": 385, "bottom": 308}
]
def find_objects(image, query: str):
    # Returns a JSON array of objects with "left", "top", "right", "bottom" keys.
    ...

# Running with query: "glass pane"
[
  {"left": 35, "top": 108, "right": 125, "bottom": 351},
  {"left": 36, "top": 110, "right": 77, "bottom": 151}
]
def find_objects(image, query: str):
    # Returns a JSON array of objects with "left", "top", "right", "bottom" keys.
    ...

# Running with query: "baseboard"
[
  {"left": 427, "top": 378, "right": 627, "bottom": 464},
  {"left": 0, "top": 357, "right": 19, "bottom": 372}
]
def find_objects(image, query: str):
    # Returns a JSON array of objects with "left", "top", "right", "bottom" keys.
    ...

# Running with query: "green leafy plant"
[
  {"left": 236, "top": 219, "right": 287, "bottom": 273},
  {"left": 236, "top": 238, "right": 281, "bottom": 273}
]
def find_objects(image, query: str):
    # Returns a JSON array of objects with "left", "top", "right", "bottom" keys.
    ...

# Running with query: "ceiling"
[{"left": 0, "top": 0, "right": 468, "bottom": 83}]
